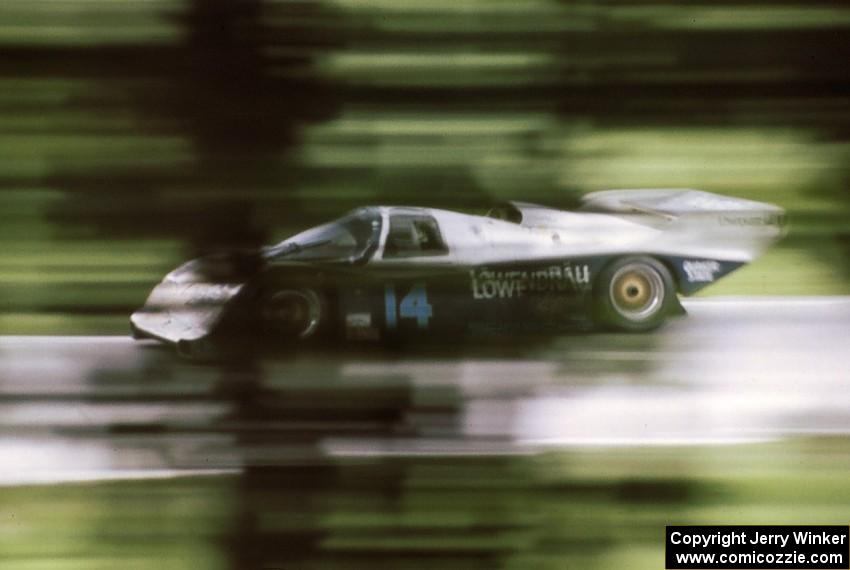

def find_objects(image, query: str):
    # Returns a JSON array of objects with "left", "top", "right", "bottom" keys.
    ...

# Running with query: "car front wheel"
[
  {"left": 593, "top": 256, "right": 675, "bottom": 332},
  {"left": 260, "top": 288, "right": 325, "bottom": 339}
]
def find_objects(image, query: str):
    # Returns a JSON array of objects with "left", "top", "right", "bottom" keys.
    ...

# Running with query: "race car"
[{"left": 131, "top": 189, "right": 785, "bottom": 357}]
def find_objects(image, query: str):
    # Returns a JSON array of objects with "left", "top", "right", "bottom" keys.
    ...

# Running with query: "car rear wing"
[
  {"left": 580, "top": 189, "right": 787, "bottom": 261},
  {"left": 580, "top": 189, "right": 784, "bottom": 221}
]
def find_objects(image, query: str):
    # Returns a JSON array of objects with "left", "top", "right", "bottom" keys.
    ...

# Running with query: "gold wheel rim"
[{"left": 609, "top": 263, "right": 664, "bottom": 321}]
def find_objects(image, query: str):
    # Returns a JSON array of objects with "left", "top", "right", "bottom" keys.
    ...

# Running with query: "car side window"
[{"left": 384, "top": 214, "right": 449, "bottom": 258}]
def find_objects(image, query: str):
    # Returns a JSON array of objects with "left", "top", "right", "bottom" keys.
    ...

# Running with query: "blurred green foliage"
[
  {"left": 1, "top": 0, "right": 850, "bottom": 333},
  {"left": 4, "top": 439, "right": 850, "bottom": 569}
]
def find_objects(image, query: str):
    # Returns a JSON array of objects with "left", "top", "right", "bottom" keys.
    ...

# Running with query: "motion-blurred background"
[
  {"left": 2, "top": 2, "right": 850, "bottom": 570},
  {"left": 1, "top": 0, "right": 850, "bottom": 333}
]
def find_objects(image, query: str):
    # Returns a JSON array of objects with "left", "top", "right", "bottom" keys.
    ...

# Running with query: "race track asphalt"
[{"left": 1, "top": 297, "right": 848, "bottom": 485}]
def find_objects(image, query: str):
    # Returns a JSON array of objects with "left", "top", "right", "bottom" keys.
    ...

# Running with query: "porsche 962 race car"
[{"left": 131, "top": 189, "right": 785, "bottom": 356}]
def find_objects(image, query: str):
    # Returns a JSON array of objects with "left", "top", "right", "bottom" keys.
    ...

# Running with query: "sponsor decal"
[
  {"left": 345, "top": 312, "right": 380, "bottom": 340},
  {"left": 683, "top": 260, "right": 721, "bottom": 283},
  {"left": 470, "top": 264, "right": 590, "bottom": 300},
  {"left": 718, "top": 213, "right": 784, "bottom": 226},
  {"left": 345, "top": 313, "right": 372, "bottom": 328}
]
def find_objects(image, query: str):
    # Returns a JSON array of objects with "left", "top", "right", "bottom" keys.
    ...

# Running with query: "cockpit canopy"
[{"left": 263, "top": 207, "right": 382, "bottom": 264}]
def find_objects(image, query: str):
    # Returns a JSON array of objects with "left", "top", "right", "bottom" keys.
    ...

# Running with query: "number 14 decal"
[{"left": 385, "top": 284, "right": 433, "bottom": 329}]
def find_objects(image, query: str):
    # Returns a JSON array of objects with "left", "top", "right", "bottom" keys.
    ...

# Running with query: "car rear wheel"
[
  {"left": 594, "top": 256, "right": 675, "bottom": 332},
  {"left": 260, "top": 288, "right": 325, "bottom": 339}
]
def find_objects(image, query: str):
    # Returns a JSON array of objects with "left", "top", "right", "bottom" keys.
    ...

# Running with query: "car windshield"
[{"left": 263, "top": 208, "right": 382, "bottom": 264}]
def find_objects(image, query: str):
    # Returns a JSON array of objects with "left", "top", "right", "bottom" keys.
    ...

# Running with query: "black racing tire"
[
  {"left": 593, "top": 256, "right": 676, "bottom": 332},
  {"left": 259, "top": 287, "right": 327, "bottom": 340}
]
